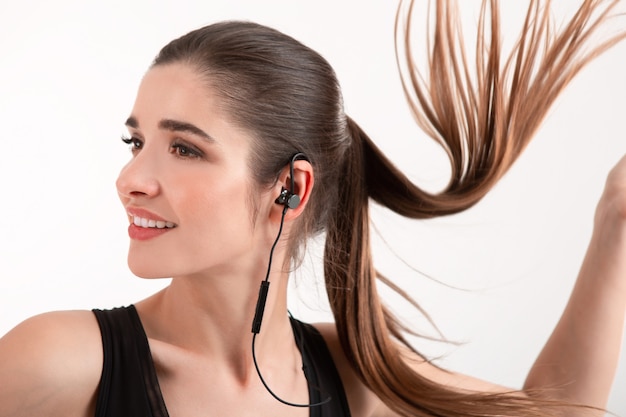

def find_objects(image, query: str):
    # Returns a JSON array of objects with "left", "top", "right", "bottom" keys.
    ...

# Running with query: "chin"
[{"left": 127, "top": 258, "right": 173, "bottom": 279}]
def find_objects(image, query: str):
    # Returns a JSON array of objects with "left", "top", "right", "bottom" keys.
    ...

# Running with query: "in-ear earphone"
[
  {"left": 275, "top": 188, "right": 300, "bottom": 209},
  {"left": 274, "top": 152, "right": 307, "bottom": 210},
  {"left": 251, "top": 152, "right": 332, "bottom": 408}
]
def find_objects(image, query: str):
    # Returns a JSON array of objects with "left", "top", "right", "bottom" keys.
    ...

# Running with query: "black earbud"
[
  {"left": 274, "top": 152, "right": 307, "bottom": 210},
  {"left": 275, "top": 188, "right": 300, "bottom": 209}
]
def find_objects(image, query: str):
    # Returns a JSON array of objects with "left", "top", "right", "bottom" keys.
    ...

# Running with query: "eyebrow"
[{"left": 125, "top": 116, "right": 215, "bottom": 143}]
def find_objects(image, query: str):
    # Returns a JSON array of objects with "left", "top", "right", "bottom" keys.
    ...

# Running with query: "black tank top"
[{"left": 92, "top": 305, "right": 351, "bottom": 417}]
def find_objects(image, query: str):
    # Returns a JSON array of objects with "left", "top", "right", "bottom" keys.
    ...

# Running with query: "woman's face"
[{"left": 116, "top": 63, "right": 272, "bottom": 280}]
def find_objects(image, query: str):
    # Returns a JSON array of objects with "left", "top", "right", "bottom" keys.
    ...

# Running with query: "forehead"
[
  {"left": 131, "top": 63, "right": 251, "bottom": 148},
  {"left": 133, "top": 63, "right": 218, "bottom": 121}
]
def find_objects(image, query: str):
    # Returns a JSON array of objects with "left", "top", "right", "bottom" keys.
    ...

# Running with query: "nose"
[{"left": 116, "top": 152, "right": 161, "bottom": 200}]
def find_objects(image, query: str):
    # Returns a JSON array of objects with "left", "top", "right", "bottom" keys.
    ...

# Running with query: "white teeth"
[{"left": 131, "top": 215, "right": 176, "bottom": 229}]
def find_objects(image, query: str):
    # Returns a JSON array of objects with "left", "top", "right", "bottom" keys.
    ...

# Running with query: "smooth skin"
[{"left": 0, "top": 63, "right": 624, "bottom": 417}]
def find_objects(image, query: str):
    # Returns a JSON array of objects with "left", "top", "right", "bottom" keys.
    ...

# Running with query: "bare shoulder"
[
  {"left": 313, "top": 323, "right": 513, "bottom": 417},
  {"left": 0, "top": 310, "right": 103, "bottom": 417}
]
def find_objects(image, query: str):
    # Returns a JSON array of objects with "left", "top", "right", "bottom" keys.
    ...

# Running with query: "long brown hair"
[
  {"left": 327, "top": 1, "right": 625, "bottom": 416},
  {"left": 152, "top": 1, "right": 624, "bottom": 416}
]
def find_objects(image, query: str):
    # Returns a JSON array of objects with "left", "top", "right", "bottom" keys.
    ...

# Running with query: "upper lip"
[{"left": 126, "top": 207, "right": 177, "bottom": 226}]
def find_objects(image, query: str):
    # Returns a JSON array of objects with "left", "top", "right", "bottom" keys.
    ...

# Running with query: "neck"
[{"left": 134, "top": 256, "right": 296, "bottom": 380}]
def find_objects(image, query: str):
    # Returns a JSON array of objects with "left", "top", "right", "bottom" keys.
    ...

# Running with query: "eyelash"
[
  {"left": 121, "top": 135, "right": 142, "bottom": 152},
  {"left": 121, "top": 136, "right": 204, "bottom": 159}
]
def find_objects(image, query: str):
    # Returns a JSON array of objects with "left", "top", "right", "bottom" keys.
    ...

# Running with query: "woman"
[{"left": 0, "top": 0, "right": 624, "bottom": 416}]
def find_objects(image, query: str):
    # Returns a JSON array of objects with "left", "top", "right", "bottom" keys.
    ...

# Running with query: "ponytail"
[
  {"left": 327, "top": 117, "right": 564, "bottom": 417},
  {"left": 324, "top": 1, "right": 625, "bottom": 416}
]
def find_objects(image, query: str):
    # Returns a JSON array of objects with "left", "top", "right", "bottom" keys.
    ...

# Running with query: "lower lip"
[{"left": 128, "top": 224, "right": 174, "bottom": 241}]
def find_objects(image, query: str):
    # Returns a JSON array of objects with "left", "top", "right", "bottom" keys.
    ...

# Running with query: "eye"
[
  {"left": 121, "top": 135, "right": 143, "bottom": 153},
  {"left": 171, "top": 141, "right": 203, "bottom": 159}
]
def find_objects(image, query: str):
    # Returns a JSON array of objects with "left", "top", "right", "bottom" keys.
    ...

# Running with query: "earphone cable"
[{"left": 250, "top": 195, "right": 331, "bottom": 407}]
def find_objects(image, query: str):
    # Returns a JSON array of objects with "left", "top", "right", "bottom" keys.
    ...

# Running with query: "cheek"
[{"left": 175, "top": 174, "right": 256, "bottom": 239}]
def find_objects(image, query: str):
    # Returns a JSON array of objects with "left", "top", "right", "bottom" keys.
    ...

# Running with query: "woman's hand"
[
  {"left": 523, "top": 155, "right": 626, "bottom": 415},
  {"left": 594, "top": 154, "right": 626, "bottom": 269}
]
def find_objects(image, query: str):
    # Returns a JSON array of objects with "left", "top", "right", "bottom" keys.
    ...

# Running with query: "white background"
[{"left": 1, "top": 0, "right": 625, "bottom": 414}]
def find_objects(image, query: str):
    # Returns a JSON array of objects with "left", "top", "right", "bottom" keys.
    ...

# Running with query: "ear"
[{"left": 269, "top": 159, "right": 314, "bottom": 223}]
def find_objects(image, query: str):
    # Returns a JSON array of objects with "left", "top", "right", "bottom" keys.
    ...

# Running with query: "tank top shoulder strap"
[
  {"left": 290, "top": 317, "right": 352, "bottom": 417},
  {"left": 92, "top": 305, "right": 169, "bottom": 417}
]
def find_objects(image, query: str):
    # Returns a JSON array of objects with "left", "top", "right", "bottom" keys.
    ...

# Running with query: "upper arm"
[
  {"left": 314, "top": 322, "right": 515, "bottom": 417},
  {"left": 401, "top": 349, "right": 513, "bottom": 394},
  {"left": 373, "top": 346, "right": 519, "bottom": 417},
  {"left": 0, "top": 310, "right": 103, "bottom": 417}
]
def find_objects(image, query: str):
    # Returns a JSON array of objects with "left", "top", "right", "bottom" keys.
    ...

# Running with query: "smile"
[{"left": 132, "top": 216, "right": 177, "bottom": 229}]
